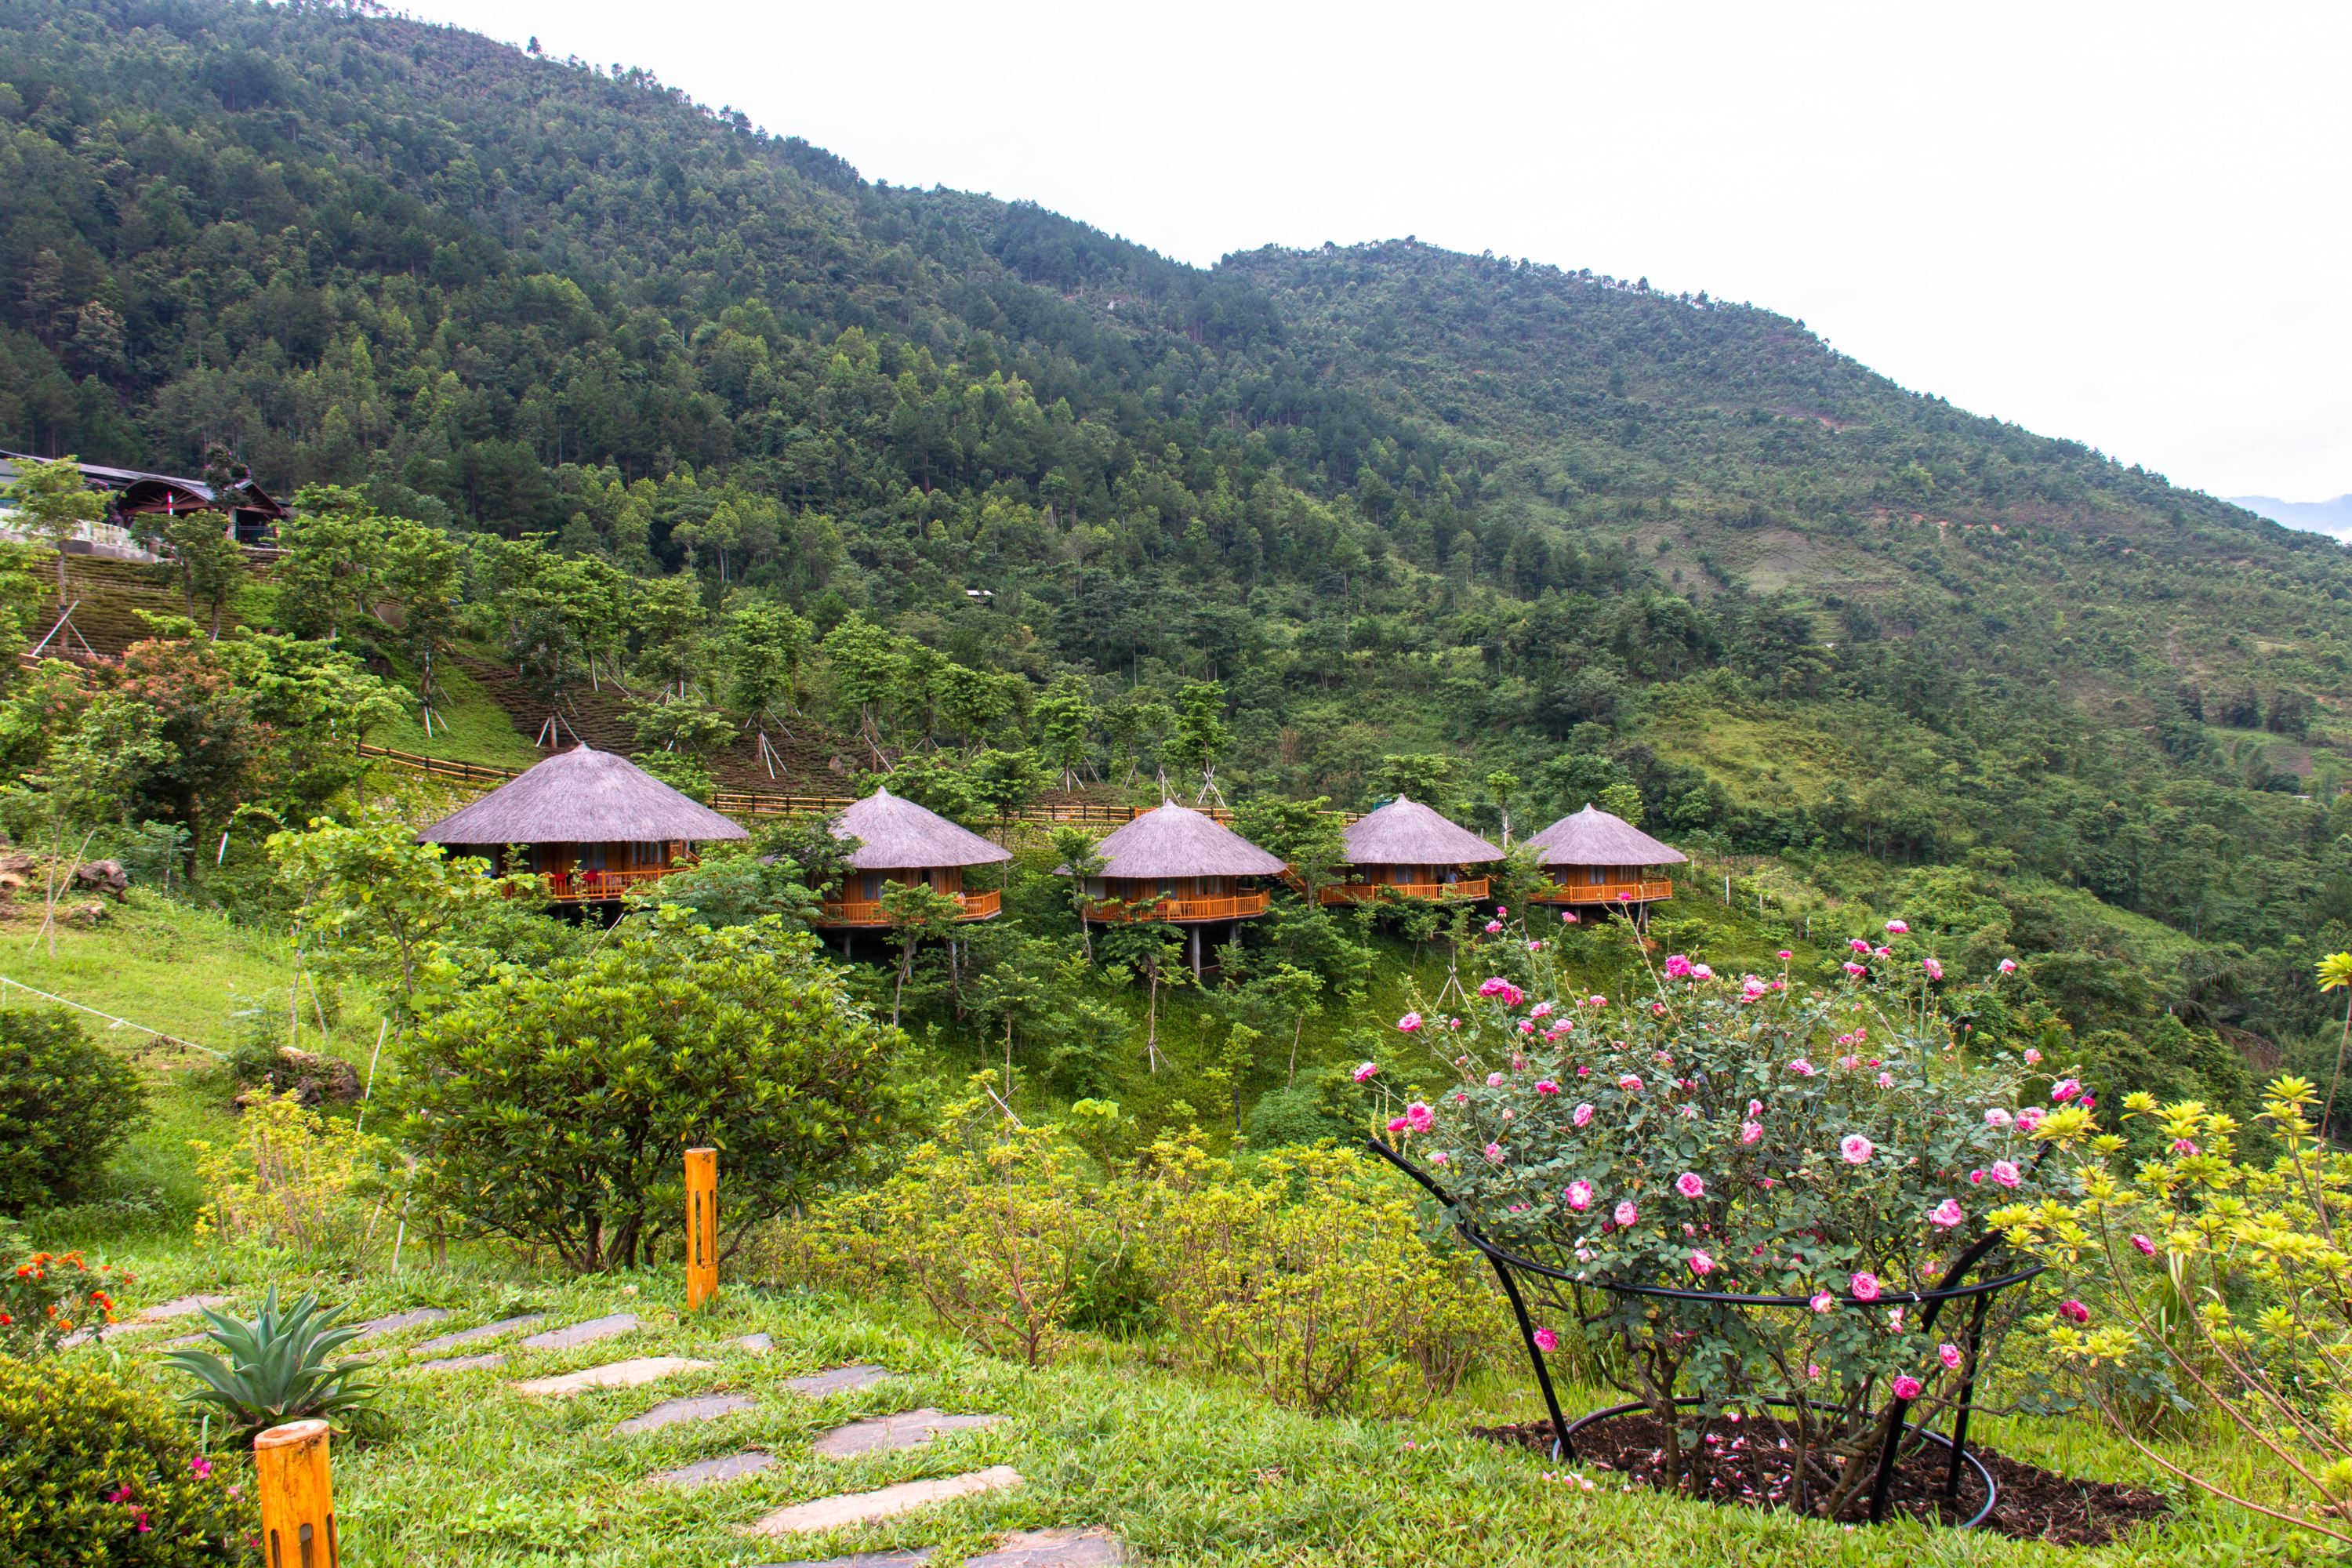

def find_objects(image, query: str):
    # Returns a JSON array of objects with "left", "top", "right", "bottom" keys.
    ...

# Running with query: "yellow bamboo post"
[
  {"left": 253, "top": 1418, "right": 338, "bottom": 1568},
  {"left": 684, "top": 1145, "right": 719, "bottom": 1312}
]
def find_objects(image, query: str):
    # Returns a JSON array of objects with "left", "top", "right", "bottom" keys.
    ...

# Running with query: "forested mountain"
[{"left": 5, "top": 0, "right": 2351, "bottom": 1047}]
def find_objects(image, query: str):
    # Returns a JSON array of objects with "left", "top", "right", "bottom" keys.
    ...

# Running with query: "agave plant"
[{"left": 159, "top": 1287, "right": 380, "bottom": 1440}]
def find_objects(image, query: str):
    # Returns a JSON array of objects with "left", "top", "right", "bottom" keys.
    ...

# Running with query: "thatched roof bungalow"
[
  {"left": 818, "top": 786, "right": 1011, "bottom": 928},
  {"left": 1523, "top": 804, "right": 1686, "bottom": 918},
  {"left": 418, "top": 745, "right": 746, "bottom": 903},
  {"left": 1069, "top": 801, "right": 1287, "bottom": 972},
  {"left": 1323, "top": 796, "right": 1501, "bottom": 906}
]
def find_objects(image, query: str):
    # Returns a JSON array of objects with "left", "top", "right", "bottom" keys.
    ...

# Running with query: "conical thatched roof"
[
  {"left": 1083, "top": 803, "right": 1286, "bottom": 879},
  {"left": 1524, "top": 804, "right": 1687, "bottom": 868},
  {"left": 1343, "top": 796, "right": 1501, "bottom": 866},
  {"left": 832, "top": 786, "right": 1012, "bottom": 869},
  {"left": 418, "top": 746, "right": 748, "bottom": 847}
]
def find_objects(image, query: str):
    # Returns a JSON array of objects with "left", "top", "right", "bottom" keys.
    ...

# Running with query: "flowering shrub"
[
  {"left": 0, "top": 1353, "right": 254, "bottom": 1565},
  {"left": 1381, "top": 916, "right": 2070, "bottom": 1515},
  {"left": 0, "top": 1220, "right": 130, "bottom": 1358},
  {"left": 1998, "top": 1069, "right": 2352, "bottom": 1542}
]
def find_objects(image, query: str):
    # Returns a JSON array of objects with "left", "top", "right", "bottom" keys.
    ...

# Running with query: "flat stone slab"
[
  {"left": 615, "top": 1393, "right": 756, "bottom": 1435},
  {"left": 354, "top": 1307, "right": 452, "bottom": 1338},
  {"left": 140, "top": 1293, "right": 232, "bottom": 1321},
  {"left": 812, "top": 1408, "right": 1001, "bottom": 1459},
  {"left": 735, "top": 1332, "right": 775, "bottom": 1355},
  {"left": 751, "top": 1552, "right": 934, "bottom": 1568},
  {"left": 647, "top": 1450, "right": 778, "bottom": 1488},
  {"left": 783, "top": 1363, "right": 895, "bottom": 1398},
  {"left": 969, "top": 1529, "right": 1125, "bottom": 1566},
  {"left": 405, "top": 1352, "right": 507, "bottom": 1376},
  {"left": 513, "top": 1356, "right": 710, "bottom": 1398},
  {"left": 519, "top": 1312, "right": 637, "bottom": 1351},
  {"left": 412, "top": 1313, "right": 545, "bottom": 1354},
  {"left": 744, "top": 1466, "right": 1024, "bottom": 1537}
]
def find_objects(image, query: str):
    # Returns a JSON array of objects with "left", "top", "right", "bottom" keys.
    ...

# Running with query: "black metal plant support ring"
[{"left": 1366, "top": 1135, "right": 2045, "bottom": 1529}]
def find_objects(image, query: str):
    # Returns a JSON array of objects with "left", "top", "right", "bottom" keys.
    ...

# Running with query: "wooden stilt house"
[
  {"left": 1069, "top": 803, "right": 1286, "bottom": 975},
  {"left": 1523, "top": 803, "right": 1686, "bottom": 923},
  {"left": 1323, "top": 795, "right": 1501, "bottom": 906},
  {"left": 817, "top": 786, "right": 1011, "bottom": 929},
  {"left": 417, "top": 744, "right": 748, "bottom": 902}
]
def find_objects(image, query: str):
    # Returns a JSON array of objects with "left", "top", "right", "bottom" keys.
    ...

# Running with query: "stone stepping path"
[
  {"left": 647, "top": 1450, "right": 778, "bottom": 1489},
  {"left": 735, "top": 1332, "right": 775, "bottom": 1355},
  {"left": 405, "top": 1352, "right": 508, "bottom": 1376},
  {"left": 521, "top": 1312, "right": 637, "bottom": 1351},
  {"left": 969, "top": 1529, "right": 1124, "bottom": 1566},
  {"left": 811, "top": 1408, "right": 1000, "bottom": 1460},
  {"left": 354, "top": 1307, "right": 451, "bottom": 1338},
  {"left": 140, "top": 1292, "right": 233, "bottom": 1320},
  {"left": 743, "top": 1466, "right": 1023, "bottom": 1537},
  {"left": 753, "top": 1552, "right": 933, "bottom": 1568},
  {"left": 614, "top": 1393, "right": 755, "bottom": 1435},
  {"left": 411, "top": 1313, "right": 545, "bottom": 1355},
  {"left": 783, "top": 1363, "right": 895, "bottom": 1398},
  {"left": 513, "top": 1355, "right": 710, "bottom": 1398}
]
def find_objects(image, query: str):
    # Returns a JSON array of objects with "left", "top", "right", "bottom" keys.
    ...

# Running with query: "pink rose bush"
[{"left": 1375, "top": 909, "right": 2068, "bottom": 1513}]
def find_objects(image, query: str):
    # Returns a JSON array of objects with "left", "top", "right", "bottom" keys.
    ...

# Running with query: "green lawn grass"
[{"left": 365, "top": 652, "right": 545, "bottom": 771}]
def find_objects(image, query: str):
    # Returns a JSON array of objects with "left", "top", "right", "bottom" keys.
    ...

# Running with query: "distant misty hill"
[{"left": 2233, "top": 495, "right": 2352, "bottom": 541}]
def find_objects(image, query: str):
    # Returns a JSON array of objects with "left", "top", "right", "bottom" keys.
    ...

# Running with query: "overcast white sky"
[{"left": 397, "top": 0, "right": 2352, "bottom": 503}]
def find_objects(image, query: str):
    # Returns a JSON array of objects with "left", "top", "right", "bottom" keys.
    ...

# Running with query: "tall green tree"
[{"left": 2, "top": 456, "right": 104, "bottom": 604}]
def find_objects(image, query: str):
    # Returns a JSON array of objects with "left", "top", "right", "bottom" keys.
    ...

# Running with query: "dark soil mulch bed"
[{"left": 1473, "top": 1413, "right": 2171, "bottom": 1546}]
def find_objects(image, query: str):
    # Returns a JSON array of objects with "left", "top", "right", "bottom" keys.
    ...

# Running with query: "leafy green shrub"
[
  {"left": 191, "top": 1093, "right": 401, "bottom": 1273},
  {"left": 0, "top": 1218, "right": 130, "bottom": 1357},
  {"left": 160, "top": 1287, "right": 380, "bottom": 1443},
  {"left": 0, "top": 1006, "right": 145, "bottom": 1214},
  {"left": 1392, "top": 918, "right": 2067, "bottom": 1513},
  {"left": 1119, "top": 1138, "right": 1499, "bottom": 1412},
  {"left": 1243, "top": 1085, "right": 1355, "bottom": 1149},
  {"left": 395, "top": 909, "right": 902, "bottom": 1272},
  {"left": 0, "top": 1353, "right": 255, "bottom": 1564}
]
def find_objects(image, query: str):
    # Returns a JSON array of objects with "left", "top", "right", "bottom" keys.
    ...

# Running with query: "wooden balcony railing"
[
  {"left": 542, "top": 866, "right": 678, "bottom": 903},
  {"left": 1083, "top": 889, "right": 1272, "bottom": 924},
  {"left": 1535, "top": 878, "right": 1675, "bottom": 905},
  {"left": 1319, "top": 877, "right": 1491, "bottom": 906},
  {"left": 815, "top": 888, "right": 1003, "bottom": 927}
]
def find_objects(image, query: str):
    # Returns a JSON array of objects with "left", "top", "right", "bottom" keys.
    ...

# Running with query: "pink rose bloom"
[
  {"left": 1842, "top": 961, "right": 1867, "bottom": 978},
  {"left": 1998, "top": 957, "right": 2018, "bottom": 975},
  {"left": 1876, "top": 1073, "right": 1894, "bottom": 1088},
  {"left": 1535, "top": 1079, "right": 1561, "bottom": 1096},
  {"left": 1487, "top": 1072, "right": 1507, "bottom": 1087},
  {"left": 1664, "top": 954, "right": 1693, "bottom": 978},
  {"left": 1891, "top": 1375, "right": 1923, "bottom": 1400},
  {"left": 2057, "top": 1299, "right": 2090, "bottom": 1325},
  {"left": 1840, "top": 1134, "right": 1874, "bottom": 1164},
  {"left": 1566, "top": 1180, "right": 1593, "bottom": 1210},
  {"left": 1788, "top": 1058, "right": 1817, "bottom": 1076},
  {"left": 2051, "top": 1078, "right": 2082, "bottom": 1102},
  {"left": 1386, "top": 1116, "right": 1408, "bottom": 1134},
  {"left": 1352, "top": 1062, "right": 1379, "bottom": 1082},
  {"left": 1692, "top": 964, "right": 1715, "bottom": 981},
  {"left": 1397, "top": 1011, "right": 1423, "bottom": 1033},
  {"left": 1984, "top": 1107, "right": 2013, "bottom": 1128},
  {"left": 1405, "top": 1102, "right": 1435, "bottom": 1133},
  {"left": 1614, "top": 1200, "right": 1639, "bottom": 1227},
  {"left": 1849, "top": 938, "right": 1872, "bottom": 953},
  {"left": 1572, "top": 1102, "right": 1594, "bottom": 1127},
  {"left": 1806, "top": 1362, "right": 1823, "bottom": 1381},
  {"left": 1588, "top": 995, "right": 1608, "bottom": 1007},
  {"left": 1849, "top": 1271, "right": 1881, "bottom": 1301},
  {"left": 1618, "top": 1074, "right": 1644, "bottom": 1094},
  {"left": 1496, "top": 906, "right": 1507, "bottom": 916},
  {"left": 1484, "top": 1142, "right": 1506, "bottom": 1163},
  {"left": 2023, "top": 1047, "right": 2042, "bottom": 1064},
  {"left": 1448, "top": 1017, "right": 1462, "bottom": 1030},
  {"left": 1929, "top": 1198, "right": 1964, "bottom": 1228},
  {"left": 1886, "top": 919, "right": 1909, "bottom": 935},
  {"left": 2130, "top": 1233, "right": 2157, "bottom": 1256},
  {"left": 2171, "top": 1138, "right": 2199, "bottom": 1156},
  {"left": 1740, "top": 1120, "right": 1762, "bottom": 1145},
  {"left": 1484, "top": 920, "right": 1504, "bottom": 934},
  {"left": 1675, "top": 1172, "right": 1706, "bottom": 1199},
  {"left": 1562, "top": 910, "right": 1579, "bottom": 924},
  {"left": 2015, "top": 1107, "right": 2044, "bottom": 1132},
  {"left": 1689, "top": 1250, "right": 1715, "bottom": 1276},
  {"left": 1809, "top": 1290, "right": 1835, "bottom": 1313},
  {"left": 1748, "top": 1099, "right": 1763, "bottom": 1115},
  {"left": 1922, "top": 958, "right": 1944, "bottom": 982},
  {"left": 1430, "top": 1152, "right": 1448, "bottom": 1166},
  {"left": 1740, "top": 977, "right": 1769, "bottom": 1002},
  {"left": 1940, "top": 1342, "right": 1964, "bottom": 1370},
  {"left": 1778, "top": 949, "right": 1793, "bottom": 960},
  {"left": 1530, "top": 1000, "right": 1555, "bottom": 1018},
  {"left": 1533, "top": 1327, "right": 1560, "bottom": 1352},
  {"left": 1969, "top": 1168, "right": 1986, "bottom": 1185},
  {"left": 1989, "top": 1160, "right": 2021, "bottom": 1188}
]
